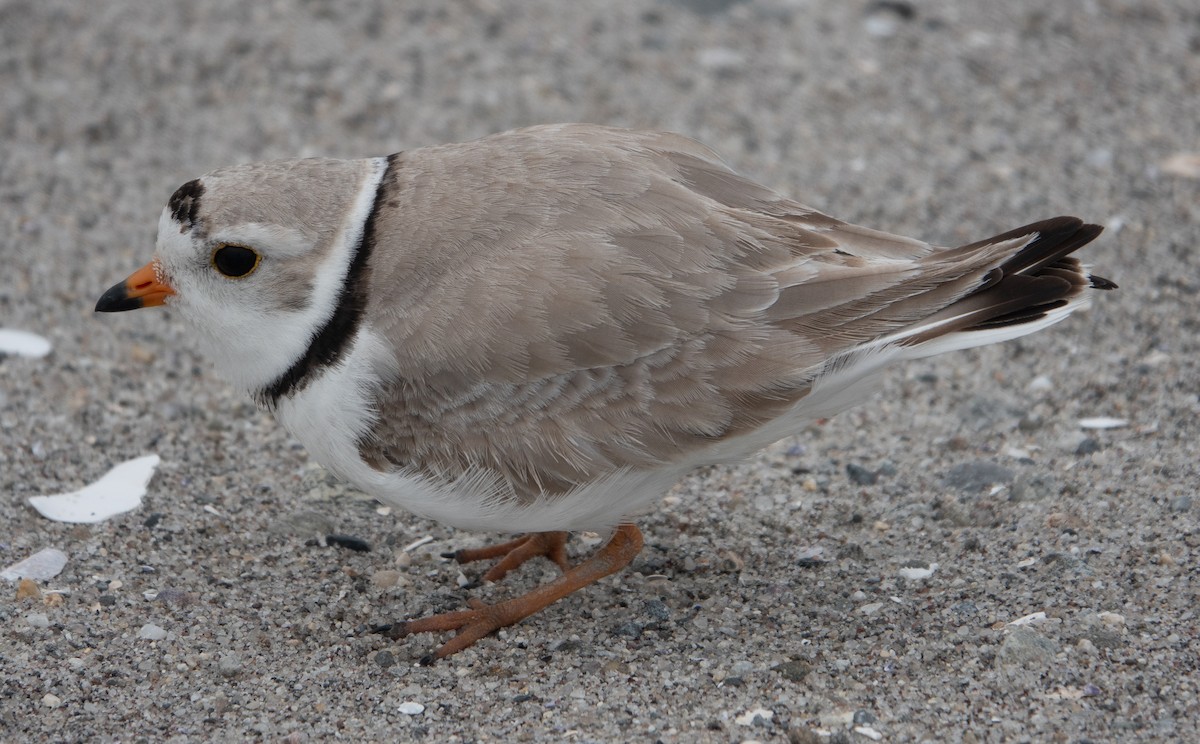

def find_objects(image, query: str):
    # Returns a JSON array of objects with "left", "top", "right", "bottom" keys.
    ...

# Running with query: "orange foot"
[{"left": 379, "top": 524, "right": 643, "bottom": 664}]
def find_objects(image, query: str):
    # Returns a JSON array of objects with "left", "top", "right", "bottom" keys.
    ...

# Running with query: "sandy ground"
[{"left": 2, "top": 1, "right": 1198, "bottom": 741}]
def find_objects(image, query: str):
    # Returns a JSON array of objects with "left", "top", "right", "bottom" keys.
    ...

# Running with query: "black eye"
[{"left": 211, "top": 244, "right": 260, "bottom": 278}]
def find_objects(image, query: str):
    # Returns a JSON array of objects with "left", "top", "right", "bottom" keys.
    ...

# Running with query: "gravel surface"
[{"left": 2, "top": 1, "right": 1198, "bottom": 741}]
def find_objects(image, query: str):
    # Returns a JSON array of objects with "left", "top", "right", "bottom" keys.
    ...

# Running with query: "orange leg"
[{"left": 384, "top": 524, "right": 643, "bottom": 664}]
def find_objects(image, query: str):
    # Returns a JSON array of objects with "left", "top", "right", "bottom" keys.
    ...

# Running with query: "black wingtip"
[{"left": 1089, "top": 275, "right": 1118, "bottom": 290}]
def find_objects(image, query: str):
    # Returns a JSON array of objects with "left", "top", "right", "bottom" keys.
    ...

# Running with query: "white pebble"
[
  {"left": 1078, "top": 417, "right": 1128, "bottom": 430},
  {"left": 42, "top": 693, "right": 62, "bottom": 708},
  {"left": 138, "top": 623, "right": 168, "bottom": 641},
  {"left": 854, "top": 725, "right": 884, "bottom": 740},
  {"left": 398, "top": 701, "right": 425, "bottom": 715}
]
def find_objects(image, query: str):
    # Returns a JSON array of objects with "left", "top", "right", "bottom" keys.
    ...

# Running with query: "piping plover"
[{"left": 96, "top": 124, "right": 1114, "bottom": 662}]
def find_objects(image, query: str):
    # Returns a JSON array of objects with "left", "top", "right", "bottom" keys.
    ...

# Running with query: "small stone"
[
  {"left": 16, "top": 579, "right": 41, "bottom": 600},
  {"left": 138, "top": 623, "right": 168, "bottom": 641},
  {"left": 1171, "top": 495, "right": 1192, "bottom": 512},
  {"left": 846, "top": 464, "right": 878, "bottom": 486},
  {"left": 942, "top": 461, "right": 1015, "bottom": 493},
  {"left": 326, "top": 534, "right": 371, "bottom": 552},
  {"left": 997, "top": 627, "right": 1058, "bottom": 669},
  {"left": 642, "top": 599, "right": 671, "bottom": 622},
  {"left": 1098, "top": 611, "right": 1126, "bottom": 627},
  {"left": 398, "top": 701, "right": 425, "bottom": 715},
  {"left": 772, "top": 659, "right": 811, "bottom": 682},
  {"left": 25, "top": 612, "right": 50, "bottom": 629},
  {"left": 853, "top": 710, "right": 877, "bottom": 724},
  {"left": 218, "top": 653, "right": 241, "bottom": 677},
  {"left": 374, "top": 651, "right": 396, "bottom": 669},
  {"left": 272, "top": 510, "right": 334, "bottom": 536},
  {"left": 1075, "top": 438, "right": 1102, "bottom": 456},
  {"left": 370, "top": 570, "right": 402, "bottom": 589},
  {"left": 854, "top": 725, "right": 884, "bottom": 741},
  {"left": 42, "top": 693, "right": 62, "bottom": 708}
]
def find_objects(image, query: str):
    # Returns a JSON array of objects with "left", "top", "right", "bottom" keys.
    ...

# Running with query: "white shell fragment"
[
  {"left": 1, "top": 548, "right": 69, "bottom": 581},
  {"left": 898, "top": 563, "right": 938, "bottom": 581},
  {"left": 28, "top": 455, "right": 160, "bottom": 523},
  {"left": 1008, "top": 611, "right": 1048, "bottom": 627},
  {"left": 1078, "top": 417, "right": 1128, "bottom": 430},
  {"left": 0, "top": 329, "right": 52, "bottom": 358},
  {"left": 397, "top": 702, "right": 425, "bottom": 715}
]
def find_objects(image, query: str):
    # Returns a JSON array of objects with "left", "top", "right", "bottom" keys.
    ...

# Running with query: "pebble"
[
  {"left": 326, "top": 534, "right": 371, "bottom": 552},
  {"left": 16, "top": 578, "right": 41, "bottom": 599},
  {"left": 374, "top": 651, "right": 396, "bottom": 669},
  {"left": 138, "top": 623, "right": 168, "bottom": 641},
  {"left": 26, "top": 612, "right": 51, "bottom": 629},
  {"left": 846, "top": 463, "right": 878, "bottom": 486},
  {"left": 773, "top": 659, "right": 811, "bottom": 682},
  {"left": 1098, "top": 611, "right": 1126, "bottom": 627},
  {"left": 398, "top": 701, "right": 425, "bottom": 715},
  {"left": 218, "top": 653, "right": 242, "bottom": 677},
  {"left": 942, "top": 461, "right": 1015, "bottom": 493},
  {"left": 370, "top": 570, "right": 404, "bottom": 589},
  {"left": 997, "top": 627, "right": 1058, "bottom": 668},
  {"left": 854, "top": 725, "right": 884, "bottom": 741},
  {"left": 272, "top": 510, "right": 334, "bottom": 536},
  {"left": 42, "top": 693, "right": 62, "bottom": 709}
]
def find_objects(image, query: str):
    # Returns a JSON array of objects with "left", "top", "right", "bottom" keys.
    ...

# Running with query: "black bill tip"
[{"left": 95, "top": 281, "right": 143, "bottom": 312}]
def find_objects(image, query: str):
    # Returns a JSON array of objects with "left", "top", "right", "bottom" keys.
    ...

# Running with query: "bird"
[{"left": 96, "top": 123, "right": 1115, "bottom": 663}]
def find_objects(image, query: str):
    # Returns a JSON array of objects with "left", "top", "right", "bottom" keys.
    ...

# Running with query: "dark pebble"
[
  {"left": 867, "top": 0, "right": 916, "bottom": 20},
  {"left": 612, "top": 622, "right": 643, "bottom": 638},
  {"left": 942, "top": 460, "right": 1015, "bottom": 493},
  {"left": 98, "top": 594, "right": 117, "bottom": 607},
  {"left": 143, "top": 513, "right": 164, "bottom": 529},
  {"left": 846, "top": 463, "right": 878, "bottom": 486},
  {"left": 326, "top": 534, "right": 372, "bottom": 552},
  {"left": 773, "top": 659, "right": 811, "bottom": 682},
  {"left": 374, "top": 650, "right": 395, "bottom": 669},
  {"left": 1076, "top": 438, "right": 1102, "bottom": 455},
  {"left": 853, "top": 710, "right": 877, "bottom": 724},
  {"left": 642, "top": 599, "right": 671, "bottom": 622}
]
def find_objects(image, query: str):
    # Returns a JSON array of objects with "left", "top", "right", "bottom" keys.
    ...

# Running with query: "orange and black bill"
[{"left": 95, "top": 261, "right": 174, "bottom": 312}]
